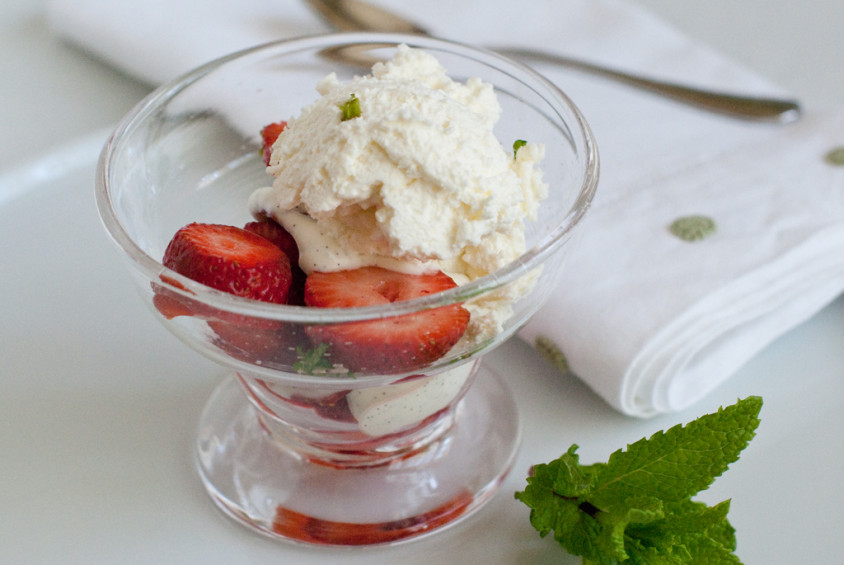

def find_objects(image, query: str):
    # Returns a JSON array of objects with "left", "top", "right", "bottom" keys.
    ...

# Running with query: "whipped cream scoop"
[{"left": 249, "top": 44, "right": 548, "bottom": 284}]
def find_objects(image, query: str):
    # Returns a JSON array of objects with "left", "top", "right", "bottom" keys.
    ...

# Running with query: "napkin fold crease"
[{"left": 47, "top": 0, "right": 844, "bottom": 417}]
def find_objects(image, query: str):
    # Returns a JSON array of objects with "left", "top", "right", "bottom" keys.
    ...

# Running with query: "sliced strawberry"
[
  {"left": 162, "top": 223, "right": 292, "bottom": 304},
  {"left": 243, "top": 219, "right": 299, "bottom": 265},
  {"left": 288, "top": 390, "right": 356, "bottom": 423},
  {"left": 209, "top": 318, "right": 310, "bottom": 367},
  {"left": 244, "top": 219, "right": 306, "bottom": 305},
  {"left": 152, "top": 274, "right": 197, "bottom": 319},
  {"left": 260, "top": 121, "right": 287, "bottom": 165},
  {"left": 304, "top": 267, "right": 469, "bottom": 373},
  {"left": 254, "top": 380, "right": 355, "bottom": 423}
]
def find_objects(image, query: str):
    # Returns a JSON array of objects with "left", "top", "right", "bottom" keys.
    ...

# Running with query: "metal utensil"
[{"left": 306, "top": 0, "right": 801, "bottom": 123}]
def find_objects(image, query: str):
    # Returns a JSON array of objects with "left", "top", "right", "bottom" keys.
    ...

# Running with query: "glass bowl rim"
[{"left": 95, "top": 31, "right": 599, "bottom": 324}]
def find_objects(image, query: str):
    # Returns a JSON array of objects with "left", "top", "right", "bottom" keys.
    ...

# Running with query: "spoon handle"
[
  {"left": 306, "top": 0, "right": 801, "bottom": 123},
  {"left": 495, "top": 47, "right": 801, "bottom": 123}
]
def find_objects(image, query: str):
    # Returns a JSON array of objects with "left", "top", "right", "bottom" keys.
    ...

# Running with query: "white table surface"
[{"left": 2, "top": 1, "right": 842, "bottom": 563}]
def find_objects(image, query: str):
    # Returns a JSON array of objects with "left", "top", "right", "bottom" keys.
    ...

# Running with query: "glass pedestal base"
[{"left": 195, "top": 364, "right": 521, "bottom": 546}]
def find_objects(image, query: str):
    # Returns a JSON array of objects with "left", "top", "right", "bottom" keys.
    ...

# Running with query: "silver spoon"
[{"left": 306, "top": 0, "right": 801, "bottom": 123}]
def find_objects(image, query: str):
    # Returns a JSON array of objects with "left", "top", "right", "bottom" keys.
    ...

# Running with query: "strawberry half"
[
  {"left": 244, "top": 219, "right": 299, "bottom": 265},
  {"left": 260, "top": 121, "right": 287, "bottom": 166},
  {"left": 152, "top": 274, "right": 197, "bottom": 319},
  {"left": 209, "top": 317, "right": 310, "bottom": 367},
  {"left": 304, "top": 267, "right": 469, "bottom": 373},
  {"left": 287, "top": 390, "right": 356, "bottom": 423},
  {"left": 244, "top": 219, "right": 306, "bottom": 305},
  {"left": 162, "top": 223, "right": 292, "bottom": 304}
]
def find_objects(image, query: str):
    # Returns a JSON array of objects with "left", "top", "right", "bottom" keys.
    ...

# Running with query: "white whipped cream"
[
  {"left": 248, "top": 44, "right": 547, "bottom": 286},
  {"left": 346, "top": 362, "right": 475, "bottom": 436},
  {"left": 261, "top": 362, "right": 475, "bottom": 437}
]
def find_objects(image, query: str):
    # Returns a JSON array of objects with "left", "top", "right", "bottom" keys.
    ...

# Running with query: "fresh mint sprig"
[{"left": 515, "top": 396, "right": 762, "bottom": 564}]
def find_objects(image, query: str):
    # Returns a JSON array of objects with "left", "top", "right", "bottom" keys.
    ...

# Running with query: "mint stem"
[{"left": 553, "top": 492, "right": 602, "bottom": 519}]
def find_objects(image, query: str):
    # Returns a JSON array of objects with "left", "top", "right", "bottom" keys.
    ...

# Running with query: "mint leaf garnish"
[
  {"left": 339, "top": 93, "right": 361, "bottom": 121},
  {"left": 292, "top": 342, "right": 334, "bottom": 374},
  {"left": 513, "top": 139, "right": 527, "bottom": 158},
  {"left": 292, "top": 342, "right": 355, "bottom": 377},
  {"left": 515, "top": 396, "right": 762, "bottom": 564}
]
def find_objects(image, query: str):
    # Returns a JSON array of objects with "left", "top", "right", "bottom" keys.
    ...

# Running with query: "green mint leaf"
[
  {"left": 339, "top": 93, "right": 361, "bottom": 121},
  {"left": 513, "top": 139, "right": 527, "bottom": 158},
  {"left": 680, "top": 531, "right": 743, "bottom": 565},
  {"left": 518, "top": 446, "right": 618, "bottom": 559},
  {"left": 589, "top": 396, "right": 762, "bottom": 511},
  {"left": 593, "top": 495, "right": 665, "bottom": 561},
  {"left": 292, "top": 342, "right": 334, "bottom": 374},
  {"left": 515, "top": 396, "right": 762, "bottom": 564},
  {"left": 625, "top": 499, "right": 738, "bottom": 563},
  {"left": 658, "top": 499, "right": 734, "bottom": 544}
]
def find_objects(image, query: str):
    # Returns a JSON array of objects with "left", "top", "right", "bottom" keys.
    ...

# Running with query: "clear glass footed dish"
[{"left": 95, "top": 32, "right": 598, "bottom": 546}]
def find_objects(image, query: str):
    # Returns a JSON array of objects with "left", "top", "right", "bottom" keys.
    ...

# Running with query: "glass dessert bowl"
[{"left": 95, "top": 33, "right": 598, "bottom": 546}]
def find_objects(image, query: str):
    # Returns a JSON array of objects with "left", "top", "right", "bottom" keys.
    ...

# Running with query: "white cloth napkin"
[{"left": 48, "top": 0, "right": 844, "bottom": 417}]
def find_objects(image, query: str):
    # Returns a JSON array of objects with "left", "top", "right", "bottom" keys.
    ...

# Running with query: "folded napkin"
[
  {"left": 48, "top": 0, "right": 844, "bottom": 417},
  {"left": 519, "top": 112, "right": 844, "bottom": 416}
]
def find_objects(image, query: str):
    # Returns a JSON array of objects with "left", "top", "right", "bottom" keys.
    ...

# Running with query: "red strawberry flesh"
[
  {"left": 244, "top": 219, "right": 306, "bottom": 305},
  {"left": 162, "top": 223, "right": 292, "bottom": 304},
  {"left": 152, "top": 274, "right": 197, "bottom": 319},
  {"left": 304, "top": 267, "right": 469, "bottom": 373},
  {"left": 261, "top": 121, "right": 287, "bottom": 166},
  {"left": 209, "top": 318, "right": 311, "bottom": 367},
  {"left": 244, "top": 219, "right": 299, "bottom": 265}
]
